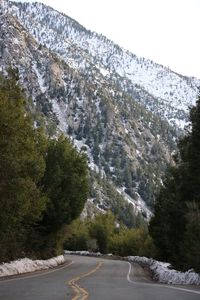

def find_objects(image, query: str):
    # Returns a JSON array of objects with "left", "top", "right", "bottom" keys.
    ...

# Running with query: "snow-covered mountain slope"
[
  {"left": 0, "top": 3, "right": 179, "bottom": 222},
  {"left": 6, "top": 0, "right": 200, "bottom": 129}
]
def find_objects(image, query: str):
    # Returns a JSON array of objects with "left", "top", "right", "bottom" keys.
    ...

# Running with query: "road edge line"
[
  {"left": 0, "top": 261, "right": 74, "bottom": 283},
  {"left": 126, "top": 262, "right": 200, "bottom": 295}
]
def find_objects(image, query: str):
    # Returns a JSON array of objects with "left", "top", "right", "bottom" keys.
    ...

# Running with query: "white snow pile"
[
  {"left": 128, "top": 256, "right": 200, "bottom": 285},
  {"left": 65, "top": 250, "right": 102, "bottom": 256},
  {"left": 0, "top": 255, "right": 64, "bottom": 278}
]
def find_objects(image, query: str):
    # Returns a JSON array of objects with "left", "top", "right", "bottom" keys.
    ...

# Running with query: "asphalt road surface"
[{"left": 0, "top": 255, "right": 200, "bottom": 300}]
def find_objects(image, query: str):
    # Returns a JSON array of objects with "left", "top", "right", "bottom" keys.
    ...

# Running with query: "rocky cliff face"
[
  {"left": 7, "top": 0, "right": 200, "bottom": 129},
  {"left": 1, "top": 0, "right": 199, "bottom": 223}
]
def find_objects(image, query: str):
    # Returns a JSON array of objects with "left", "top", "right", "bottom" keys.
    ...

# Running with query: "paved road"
[{"left": 0, "top": 255, "right": 200, "bottom": 300}]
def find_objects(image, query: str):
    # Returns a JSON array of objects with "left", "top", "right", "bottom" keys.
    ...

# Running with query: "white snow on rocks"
[
  {"left": 32, "top": 63, "right": 47, "bottom": 94},
  {"left": 0, "top": 255, "right": 64, "bottom": 277},
  {"left": 65, "top": 250, "right": 102, "bottom": 257},
  {"left": 51, "top": 99, "right": 68, "bottom": 133},
  {"left": 117, "top": 187, "right": 152, "bottom": 220},
  {"left": 8, "top": 1, "right": 200, "bottom": 129},
  {"left": 128, "top": 256, "right": 200, "bottom": 285}
]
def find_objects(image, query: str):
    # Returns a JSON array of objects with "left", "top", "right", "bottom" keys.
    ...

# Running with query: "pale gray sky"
[{"left": 12, "top": 0, "right": 200, "bottom": 78}]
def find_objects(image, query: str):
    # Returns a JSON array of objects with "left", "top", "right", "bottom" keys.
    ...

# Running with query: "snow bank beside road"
[
  {"left": 128, "top": 256, "right": 200, "bottom": 285},
  {"left": 0, "top": 255, "right": 64, "bottom": 277},
  {"left": 65, "top": 250, "right": 102, "bottom": 256}
]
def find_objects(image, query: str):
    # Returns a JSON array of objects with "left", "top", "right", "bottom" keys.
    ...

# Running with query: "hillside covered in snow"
[
  {"left": 0, "top": 0, "right": 199, "bottom": 222},
  {"left": 7, "top": 0, "right": 200, "bottom": 129}
]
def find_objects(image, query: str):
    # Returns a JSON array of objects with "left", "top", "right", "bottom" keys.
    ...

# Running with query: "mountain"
[
  {"left": 0, "top": 0, "right": 199, "bottom": 223},
  {"left": 7, "top": 0, "right": 200, "bottom": 129}
]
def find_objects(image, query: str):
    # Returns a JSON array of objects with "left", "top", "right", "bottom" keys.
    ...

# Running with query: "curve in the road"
[
  {"left": 68, "top": 261, "right": 103, "bottom": 300},
  {"left": 1, "top": 255, "right": 200, "bottom": 300}
]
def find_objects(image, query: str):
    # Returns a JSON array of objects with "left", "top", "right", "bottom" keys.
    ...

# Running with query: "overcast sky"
[{"left": 13, "top": 0, "right": 200, "bottom": 78}]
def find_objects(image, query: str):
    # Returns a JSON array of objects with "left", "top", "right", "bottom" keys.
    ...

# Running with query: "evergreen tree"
[
  {"left": 149, "top": 95, "right": 200, "bottom": 271},
  {"left": 41, "top": 135, "right": 88, "bottom": 229},
  {"left": 0, "top": 70, "right": 47, "bottom": 261},
  {"left": 0, "top": 71, "right": 89, "bottom": 260},
  {"left": 34, "top": 135, "right": 89, "bottom": 257},
  {"left": 181, "top": 202, "right": 200, "bottom": 272}
]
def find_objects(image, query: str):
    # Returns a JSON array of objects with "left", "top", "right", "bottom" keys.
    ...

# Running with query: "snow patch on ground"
[
  {"left": 32, "top": 63, "right": 47, "bottom": 93},
  {"left": 117, "top": 187, "right": 152, "bottom": 219},
  {"left": 65, "top": 250, "right": 102, "bottom": 256},
  {"left": 128, "top": 256, "right": 200, "bottom": 285},
  {"left": 99, "top": 67, "right": 109, "bottom": 77},
  {"left": 72, "top": 138, "right": 100, "bottom": 173},
  {"left": 51, "top": 99, "right": 68, "bottom": 133},
  {"left": 0, "top": 255, "right": 64, "bottom": 277}
]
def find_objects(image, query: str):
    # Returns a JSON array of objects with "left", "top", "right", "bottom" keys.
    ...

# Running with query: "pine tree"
[
  {"left": 0, "top": 70, "right": 47, "bottom": 261},
  {"left": 182, "top": 202, "right": 200, "bottom": 272},
  {"left": 0, "top": 71, "right": 89, "bottom": 260},
  {"left": 41, "top": 135, "right": 88, "bottom": 228},
  {"left": 23, "top": 135, "right": 89, "bottom": 258},
  {"left": 149, "top": 95, "right": 200, "bottom": 271}
]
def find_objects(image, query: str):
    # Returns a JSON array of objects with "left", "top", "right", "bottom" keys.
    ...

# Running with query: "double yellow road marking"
[{"left": 68, "top": 262, "right": 103, "bottom": 300}]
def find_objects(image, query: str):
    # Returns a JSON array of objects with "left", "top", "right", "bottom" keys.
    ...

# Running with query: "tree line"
[
  {"left": 0, "top": 70, "right": 88, "bottom": 262},
  {"left": 64, "top": 212, "right": 155, "bottom": 257},
  {"left": 149, "top": 94, "right": 200, "bottom": 273}
]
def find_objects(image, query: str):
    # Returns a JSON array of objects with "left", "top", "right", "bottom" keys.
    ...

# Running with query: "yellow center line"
[{"left": 67, "top": 262, "right": 103, "bottom": 300}]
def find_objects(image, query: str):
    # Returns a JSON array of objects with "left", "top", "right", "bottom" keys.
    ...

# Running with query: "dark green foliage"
[
  {"left": 0, "top": 70, "right": 47, "bottom": 261},
  {"left": 27, "top": 136, "right": 89, "bottom": 258},
  {"left": 41, "top": 135, "right": 88, "bottom": 230},
  {"left": 181, "top": 203, "right": 200, "bottom": 272},
  {"left": 0, "top": 72, "right": 89, "bottom": 261},
  {"left": 149, "top": 95, "right": 200, "bottom": 272},
  {"left": 149, "top": 167, "right": 187, "bottom": 262}
]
